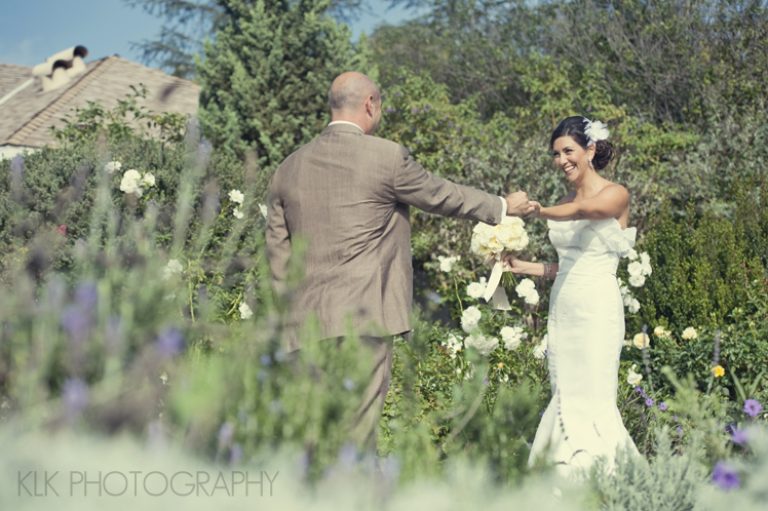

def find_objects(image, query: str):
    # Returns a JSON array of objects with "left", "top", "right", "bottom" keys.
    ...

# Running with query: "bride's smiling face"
[{"left": 551, "top": 136, "right": 595, "bottom": 184}]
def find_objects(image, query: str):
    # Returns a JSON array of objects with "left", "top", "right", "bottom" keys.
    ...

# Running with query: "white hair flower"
[{"left": 584, "top": 118, "right": 610, "bottom": 145}]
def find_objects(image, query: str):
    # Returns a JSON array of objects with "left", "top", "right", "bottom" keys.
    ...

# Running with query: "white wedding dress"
[{"left": 528, "top": 218, "right": 640, "bottom": 477}]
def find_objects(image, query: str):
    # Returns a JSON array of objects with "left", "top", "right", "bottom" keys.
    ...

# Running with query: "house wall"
[{"left": 0, "top": 145, "right": 35, "bottom": 160}]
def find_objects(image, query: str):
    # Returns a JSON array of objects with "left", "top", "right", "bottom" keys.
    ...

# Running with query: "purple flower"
[
  {"left": 218, "top": 421, "right": 235, "bottom": 448},
  {"left": 676, "top": 425, "right": 684, "bottom": 436},
  {"left": 730, "top": 428, "right": 749, "bottom": 446},
  {"left": 743, "top": 399, "right": 763, "bottom": 418},
  {"left": 62, "top": 378, "right": 89, "bottom": 415},
  {"left": 60, "top": 304, "right": 93, "bottom": 343},
  {"left": 645, "top": 397, "right": 655, "bottom": 407},
  {"left": 229, "top": 443, "right": 243, "bottom": 466},
  {"left": 385, "top": 106, "right": 396, "bottom": 114},
  {"left": 337, "top": 442, "right": 360, "bottom": 469},
  {"left": 105, "top": 315, "right": 123, "bottom": 352},
  {"left": 260, "top": 354, "right": 272, "bottom": 366},
  {"left": 155, "top": 327, "right": 185, "bottom": 358},
  {"left": 74, "top": 282, "right": 98, "bottom": 310},
  {"left": 658, "top": 401, "right": 668, "bottom": 411},
  {"left": 711, "top": 461, "right": 740, "bottom": 491}
]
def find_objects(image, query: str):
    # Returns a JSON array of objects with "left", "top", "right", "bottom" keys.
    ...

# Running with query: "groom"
[{"left": 266, "top": 71, "right": 532, "bottom": 447}]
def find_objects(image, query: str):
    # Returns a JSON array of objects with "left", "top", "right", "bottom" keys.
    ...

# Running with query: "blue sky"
[{"left": 0, "top": 0, "right": 418, "bottom": 68}]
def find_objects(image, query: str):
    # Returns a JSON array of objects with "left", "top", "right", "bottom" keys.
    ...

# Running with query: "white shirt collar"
[{"left": 328, "top": 120, "right": 364, "bottom": 132}]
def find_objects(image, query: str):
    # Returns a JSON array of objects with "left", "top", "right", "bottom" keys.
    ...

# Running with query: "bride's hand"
[
  {"left": 502, "top": 254, "right": 529, "bottom": 274},
  {"left": 527, "top": 200, "right": 542, "bottom": 217}
]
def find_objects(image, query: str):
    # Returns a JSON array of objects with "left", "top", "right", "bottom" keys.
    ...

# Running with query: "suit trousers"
[{"left": 346, "top": 335, "right": 395, "bottom": 450}]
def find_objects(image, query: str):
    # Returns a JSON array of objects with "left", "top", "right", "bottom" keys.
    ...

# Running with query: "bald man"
[{"left": 266, "top": 72, "right": 532, "bottom": 448}]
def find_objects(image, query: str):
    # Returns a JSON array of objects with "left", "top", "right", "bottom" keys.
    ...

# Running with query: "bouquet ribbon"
[{"left": 483, "top": 259, "right": 511, "bottom": 310}]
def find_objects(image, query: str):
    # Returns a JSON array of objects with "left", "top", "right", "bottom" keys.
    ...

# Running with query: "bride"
[{"left": 506, "top": 116, "right": 640, "bottom": 477}]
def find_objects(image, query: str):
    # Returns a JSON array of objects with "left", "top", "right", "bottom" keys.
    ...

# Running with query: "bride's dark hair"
[{"left": 550, "top": 116, "right": 615, "bottom": 170}]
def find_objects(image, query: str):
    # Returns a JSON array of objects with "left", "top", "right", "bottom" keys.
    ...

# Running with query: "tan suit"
[
  {"left": 266, "top": 123, "right": 503, "bottom": 350},
  {"left": 267, "top": 122, "right": 504, "bottom": 448}
]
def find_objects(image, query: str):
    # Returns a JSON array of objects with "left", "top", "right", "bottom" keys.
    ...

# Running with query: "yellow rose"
[
  {"left": 711, "top": 365, "right": 725, "bottom": 378},
  {"left": 632, "top": 332, "right": 650, "bottom": 350}
]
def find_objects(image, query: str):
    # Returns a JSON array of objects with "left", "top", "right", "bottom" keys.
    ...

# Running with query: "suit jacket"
[{"left": 266, "top": 123, "right": 503, "bottom": 350}]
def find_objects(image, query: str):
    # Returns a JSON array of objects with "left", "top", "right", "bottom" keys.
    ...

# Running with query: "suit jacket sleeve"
[
  {"left": 265, "top": 174, "right": 290, "bottom": 294},
  {"left": 392, "top": 145, "right": 503, "bottom": 224}
]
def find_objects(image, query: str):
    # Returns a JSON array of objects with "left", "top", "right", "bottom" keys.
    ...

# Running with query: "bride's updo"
[{"left": 550, "top": 116, "right": 615, "bottom": 171}]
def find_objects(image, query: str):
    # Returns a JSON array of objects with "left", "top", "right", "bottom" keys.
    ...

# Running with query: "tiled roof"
[{"left": 0, "top": 56, "right": 200, "bottom": 148}]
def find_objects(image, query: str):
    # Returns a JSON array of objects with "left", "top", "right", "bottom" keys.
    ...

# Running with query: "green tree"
[
  {"left": 196, "top": 0, "right": 368, "bottom": 174},
  {"left": 124, "top": 0, "right": 366, "bottom": 78}
]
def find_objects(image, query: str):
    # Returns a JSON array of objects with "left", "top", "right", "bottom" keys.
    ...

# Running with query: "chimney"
[{"left": 33, "top": 45, "right": 89, "bottom": 92}]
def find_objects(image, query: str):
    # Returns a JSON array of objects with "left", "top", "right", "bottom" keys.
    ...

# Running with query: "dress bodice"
[{"left": 548, "top": 218, "right": 636, "bottom": 277}]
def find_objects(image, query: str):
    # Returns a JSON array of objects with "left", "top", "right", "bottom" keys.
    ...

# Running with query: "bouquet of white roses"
[{"left": 470, "top": 217, "right": 529, "bottom": 309}]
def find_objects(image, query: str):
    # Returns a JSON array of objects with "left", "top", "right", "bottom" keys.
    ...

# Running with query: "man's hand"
[{"left": 505, "top": 191, "right": 536, "bottom": 216}]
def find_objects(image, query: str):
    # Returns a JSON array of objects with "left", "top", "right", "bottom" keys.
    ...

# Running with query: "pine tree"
[{"left": 195, "top": 0, "right": 367, "bottom": 171}]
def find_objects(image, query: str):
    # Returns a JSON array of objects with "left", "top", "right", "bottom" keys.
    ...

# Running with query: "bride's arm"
[
  {"left": 535, "top": 184, "right": 629, "bottom": 221},
  {"left": 503, "top": 257, "right": 558, "bottom": 279}
]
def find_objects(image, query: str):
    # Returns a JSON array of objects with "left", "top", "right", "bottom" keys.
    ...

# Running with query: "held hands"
[
  {"left": 505, "top": 191, "right": 535, "bottom": 216},
  {"left": 505, "top": 191, "right": 542, "bottom": 217}
]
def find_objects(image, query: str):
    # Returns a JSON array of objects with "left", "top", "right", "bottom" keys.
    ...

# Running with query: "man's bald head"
[
  {"left": 329, "top": 72, "right": 380, "bottom": 112},
  {"left": 328, "top": 72, "right": 382, "bottom": 134}
]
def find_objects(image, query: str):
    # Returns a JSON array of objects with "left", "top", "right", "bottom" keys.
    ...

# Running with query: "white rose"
[
  {"left": 233, "top": 207, "right": 244, "bottom": 219},
  {"left": 627, "top": 364, "right": 643, "bottom": 386},
  {"left": 628, "top": 261, "right": 644, "bottom": 277},
  {"left": 142, "top": 172, "right": 156, "bottom": 187},
  {"left": 441, "top": 333, "right": 463, "bottom": 359},
  {"left": 629, "top": 274, "right": 646, "bottom": 287},
  {"left": 496, "top": 217, "right": 529, "bottom": 252},
  {"left": 532, "top": 335, "right": 548, "bottom": 359},
  {"left": 104, "top": 160, "right": 122, "bottom": 174},
  {"left": 654, "top": 326, "right": 672, "bottom": 339},
  {"left": 632, "top": 332, "right": 650, "bottom": 349},
  {"left": 500, "top": 325, "right": 526, "bottom": 351},
  {"left": 681, "top": 327, "right": 698, "bottom": 340},
  {"left": 523, "top": 289, "right": 539, "bottom": 306},
  {"left": 238, "top": 301, "right": 253, "bottom": 319},
  {"left": 626, "top": 298, "right": 640, "bottom": 313},
  {"left": 515, "top": 278, "right": 536, "bottom": 296},
  {"left": 162, "top": 259, "right": 183, "bottom": 280},
  {"left": 464, "top": 333, "right": 499, "bottom": 356},
  {"left": 461, "top": 306, "right": 482, "bottom": 333},
  {"left": 119, "top": 169, "right": 143, "bottom": 196},
  {"left": 438, "top": 255, "right": 460, "bottom": 273},
  {"left": 627, "top": 249, "right": 638, "bottom": 261},
  {"left": 259, "top": 203, "right": 268, "bottom": 219},
  {"left": 228, "top": 189, "right": 245, "bottom": 204},
  {"left": 466, "top": 281, "right": 485, "bottom": 299}
]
